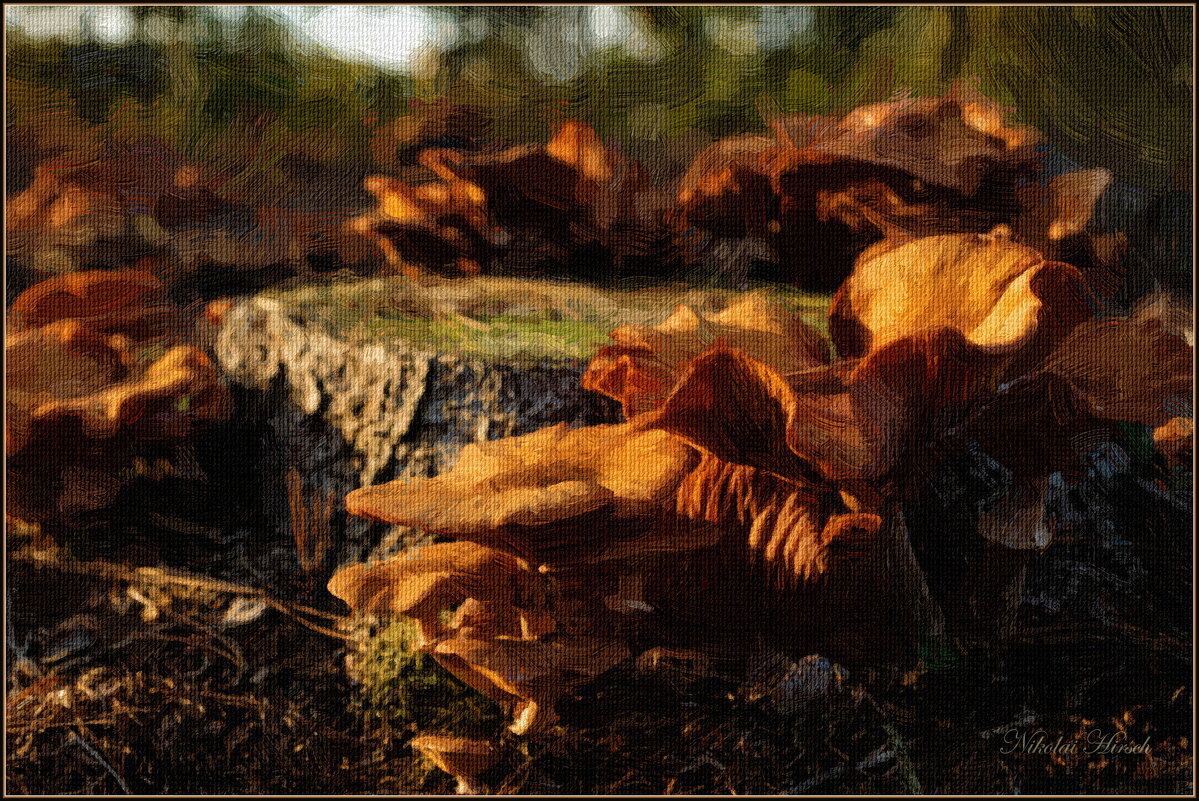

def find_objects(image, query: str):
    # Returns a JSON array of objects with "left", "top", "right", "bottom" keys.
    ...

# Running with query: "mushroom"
[
  {"left": 583, "top": 293, "right": 830, "bottom": 418},
  {"left": 340, "top": 218, "right": 1191, "bottom": 707},
  {"left": 1039, "top": 292, "right": 1193, "bottom": 428},
  {"left": 8, "top": 269, "right": 176, "bottom": 341},
  {"left": 434, "top": 634, "right": 631, "bottom": 735},
  {"left": 6, "top": 278, "right": 231, "bottom": 530},
  {"left": 673, "top": 91, "right": 1115, "bottom": 290},
  {"left": 32, "top": 345, "right": 229, "bottom": 439},
  {"left": 1154, "top": 417, "right": 1194, "bottom": 469},
  {"left": 409, "top": 734, "right": 499, "bottom": 795},
  {"left": 787, "top": 94, "right": 1038, "bottom": 198},
  {"left": 450, "top": 598, "right": 527, "bottom": 641},
  {"left": 345, "top": 419, "right": 700, "bottom": 566},
  {"left": 544, "top": 119, "right": 615, "bottom": 184},
  {"left": 423, "top": 120, "right": 671, "bottom": 279},
  {"left": 828, "top": 231, "right": 1091, "bottom": 360},
  {"left": 6, "top": 320, "right": 127, "bottom": 423},
  {"left": 674, "top": 133, "right": 778, "bottom": 238},
  {"left": 351, "top": 173, "right": 493, "bottom": 279},
  {"left": 327, "top": 542, "right": 538, "bottom": 647}
]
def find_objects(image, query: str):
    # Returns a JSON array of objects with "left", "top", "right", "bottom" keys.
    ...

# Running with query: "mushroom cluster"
[
  {"left": 6, "top": 138, "right": 374, "bottom": 294},
  {"left": 6, "top": 269, "right": 230, "bottom": 531},
  {"left": 673, "top": 86, "right": 1116, "bottom": 290},
  {"left": 330, "top": 195, "right": 1191, "bottom": 786},
  {"left": 353, "top": 119, "right": 673, "bottom": 280},
  {"left": 349, "top": 89, "right": 1122, "bottom": 293}
]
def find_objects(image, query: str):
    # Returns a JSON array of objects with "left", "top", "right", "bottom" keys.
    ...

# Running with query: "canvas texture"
[{"left": 5, "top": 6, "right": 1194, "bottom": 796}]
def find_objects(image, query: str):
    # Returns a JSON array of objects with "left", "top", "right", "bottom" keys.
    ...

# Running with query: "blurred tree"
[
  {"left": 962, "top": 6, "right": 1191, "bottom": 191},
  {"left": 5, "top": 6, "right": 1190, "bottom": 206}
]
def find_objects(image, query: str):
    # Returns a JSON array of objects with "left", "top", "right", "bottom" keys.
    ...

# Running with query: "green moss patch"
[
  {"left": 260, "top": 275, "right": 831, "bottom": 365},
  {"left": 348, "top": 619, "right": 503, "bottom": 740}
]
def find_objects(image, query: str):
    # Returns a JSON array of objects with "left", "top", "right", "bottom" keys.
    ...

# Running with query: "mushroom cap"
[
  {"left": 450, "top": 598, "right": 526, "bottom": 640},
  {"left": 345, "top": 420, "right": 699, "bottom": 565},
  {"left": 545, "top": 120, "right": 615, "bottom": 183},
  {"left": 583, "top": 294, "right": 829, "bottom": 418},
  {"left": 329, "top": 566, "right": 458, "bottom": 622},
  {"left": 434, "top": 634, "right": 631, "bottom": 698},
  {"left": 1014, "top": 168, "right": 1112, "bottom": 249},
  {"left": 327, "top": 542, "right": 530, "bottom": 619},
  {"left": 32, "top": 345, "right": 229, "bottom": 439},
  {"left": 651, "top": 347, "right": 830, "bottom": 486},
  {"left": 9, "top": 269, "right": 174, "bottom": 340},
  {"left": 409, "top": 734, "right": 498, "bottom": 779},
  {"left": 650, "top": 322, "right": 1030, "bottom": 488},
  {"left": 672, "top": 134, "right": 779, "bottom": 242},
  {"left": 829, "top": 232, "right": 1090, "bottom": 360},
  {"left": 7, "top": 320, "right": 126, "bottom": 412},
  {"left": 792, "top": 95, "right": 1038, "bottom": 196},
  {"left": 1154, "top": 417, "right": 1194, "bottom": 469},
  {"left": 8, "top": 321, "right": 229, "bottom": 455},
  {"left": 676, "top": 134, "right": 776, "bottom": 204},
  {"left": 1040, "top": 293, "right": 1193, "bottom": 428}
]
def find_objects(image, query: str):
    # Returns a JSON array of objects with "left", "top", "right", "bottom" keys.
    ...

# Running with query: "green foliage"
[
  {"left": 1116, "top": 421, "right": 1158, "bottom": 467},
  {"left": 6, "top": 6, "right": 1190, "bottom": 195},
  {"left": 959, "top": 6, "right": 1192, "bottom": 189},
  {"left": 349, "top": 619, "right": 503, "bottom": 739},
  {"left": 881, "top": 722, "right": 921, "bottom": 794}
]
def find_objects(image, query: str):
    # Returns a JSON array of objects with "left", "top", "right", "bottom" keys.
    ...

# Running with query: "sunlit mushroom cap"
[
  {"left": 327, "top": 542, "right": 530, "bottom": 619},
  {"left": 651, "top": 324, "right": 1018, "bottom": 487},
  {"left": 1153, "top": 417, "right": 1194, "bottom": 469},
  {"left": 583, "top": 293, "right": 829, "bottom": 418},
  {"left": 829, "top": 232, "right": 1091, "bottom": 359},
  {"left": 545, "top": 120, "right": 616, "bottom": 183},
  {"left": 31, "top": 345, "right": 229, "bottom": 439},
  {"left": 346, "top": 420, "right": 698, "bottom": 564}
]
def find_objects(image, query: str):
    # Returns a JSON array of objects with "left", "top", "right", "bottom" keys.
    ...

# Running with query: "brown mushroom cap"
[
  {"left": 434, "top": 633, "right": 631, "bottom": 734},
  {"left": 789, "top": 95, "right": 1039, "bottom": 197},
  {"left": 32, "top": 345, "right": 229, "bottom": 439},
  {"left": 545, "top": 119, "right": 616, "bottom": 183},
  {"left": 828, "top": 232, "right": 1090, "bottom": 360},
  {"left": 345, "top": 420, "right": 699, "bottom": 566},
  {"left": 450, "top": 598, "right": 527, "bottom": 640},
  {"left": 410, "top": 734, "right": 498, "bottom": 791},
  {"left": 1154, "top": 417, "right": 1194, "bottom": 469},
  {"left": 1040, "top": 294, "right": 1193, "bottom": 428},
  {"left": 1014, "top": 168, "right": 1112, "bottom": 249},
  {"left": 650, "top": 325, "right": 1021, "bottom": 487},
  {"left": 6, "top": 320, "right": 126, "bottom": 412},
  {"left": 9, "top": 269, "right": 174, "bottom": 340},
  {"left": 583, "top": 294, "right": 830, "bottom": 418},
  {"left": 329, "top": 542, "right": 530, "bottom": 612},
  {"left": 327, "top": 542, "right": 537, "bottom": 646}
]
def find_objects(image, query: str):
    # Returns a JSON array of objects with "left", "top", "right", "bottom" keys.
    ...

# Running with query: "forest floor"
[{"left": 7, "top": 529, "right": 1191, "bottom": 795}]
